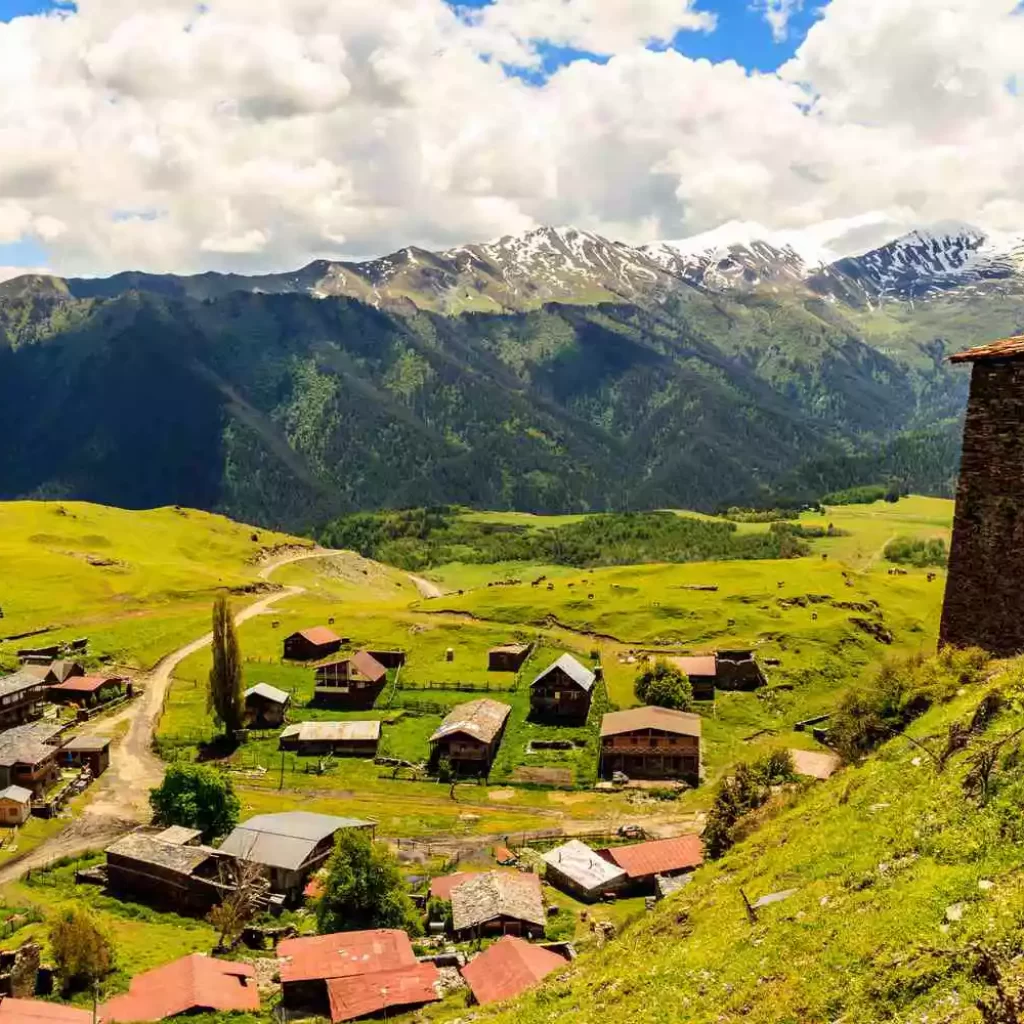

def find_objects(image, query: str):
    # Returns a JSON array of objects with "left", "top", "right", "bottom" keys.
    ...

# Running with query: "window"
[{"left": 649, "top": 738, "right": 657, "bottom": 748}]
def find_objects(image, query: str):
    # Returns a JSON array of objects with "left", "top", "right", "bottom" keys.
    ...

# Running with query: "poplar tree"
[{"left": 208, "top": 594, "right": 243, "bottom": 735}]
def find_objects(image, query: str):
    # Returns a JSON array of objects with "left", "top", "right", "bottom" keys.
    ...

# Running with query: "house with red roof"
[
  {"left": 314, "top": 651, "right": 388, "bottom": 709},
  {"left": 47, "top": 675, "right": 123, "bottom": 708},
  {"left": 461, "top": 937, "right": 568, "bottom": 1006},
  {"left": 600, "top": 835, "right": 704, "bottom": 892},
  {"left": 283, "top": 627, "right": 342, "bottom": 662},
  {"left": 100, "top": 954, "right": 260, "bottom": 1021},
  {"left": 277, "top": 929, "right": 440, "bottom": 1022}
]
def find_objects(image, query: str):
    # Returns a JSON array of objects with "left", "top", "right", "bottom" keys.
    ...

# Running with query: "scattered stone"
[
  {"left": 946, "top": 903, "right": 965, "bottom": 922},
  {"left": 979, "top": 879, "right": 995, "bottom": 891},
  {"left": 868, "top": 803, "right": 890, "bottom": 814}
]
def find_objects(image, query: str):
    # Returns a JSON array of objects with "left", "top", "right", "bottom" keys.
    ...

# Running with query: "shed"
[
  {"left": 243, "top": 683, "right": 291, "bottom": 728},
  {"left": 284, "top": 627, "right": 342, "bottom": 662},
  {"left": 488, "top": 644, "right": 530, "bottom": 673},
  {"left": 0, "top": 786, "right": 32, "bottom": 826},
  {"left": 101, "top": 954, "right": 260, "bottom": 1021},
  {"left": 59, "top": 735, "right": 111, "bottom": 777},
  {"left": 278, "top": 720, "right": 381, "bottom": 757},
  {"left": 664, "top": 655, "right": 717, "bottom": 701},
  {"left": 715, "top": 650, "right": 767, "bottom": 691},
  {"left": 278, "top": 929, "right": 440, "bottom": 1022},
  {"left": 314, "top": 653, "right": 387, "bottom": 709},
  {"left": 105, "top": 832, "right": 232, "bottom": 914},
  {"left": 541, "top": 840, "right": 627, "bottom": 901},
  {"left": 599, "top": 706, "right": 702, "bottom": 781},
  {"left": 462, "top": 936, "right": 567, "bottom": 1006},
  {"left": 601, "top": 835, "right": 703, "bottom": 889},
  {"left": 429, "top": 699, "right": 510, "bottom": 773},
  {"left": 449, "top": 871, "right": 545, "bottom": 940},
  {"left": 529, "top": 654, "right": 596, "bottom": 722},
  {"left": 219, "top": 812, "right": 373, "bottom": 902}
]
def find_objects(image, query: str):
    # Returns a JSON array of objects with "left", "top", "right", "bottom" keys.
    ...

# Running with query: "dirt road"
[
  {"left": 408, "top": 573, "right": 444, "bottom": 599},
  {"left": 0, "top": 548, "right": 337, "bottom": 883}
]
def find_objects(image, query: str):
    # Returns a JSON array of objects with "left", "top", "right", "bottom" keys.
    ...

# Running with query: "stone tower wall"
[{"left": 940, "top": 358, "right": 1024, "bottom": 655}]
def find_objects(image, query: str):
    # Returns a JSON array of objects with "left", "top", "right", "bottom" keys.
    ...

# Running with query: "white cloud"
[
  {"left": 0, "top": 265, "right": 52, "bottom": 284},
  {"left": 0, "top": 0, "right": 1023, "bottom": 277},
  {"left": 751, "top": 0, "right": 803, "bottom": 42}
]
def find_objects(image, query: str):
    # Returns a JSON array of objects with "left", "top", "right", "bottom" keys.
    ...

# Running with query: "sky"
[{"left": 1, "top": 0, "right": 1023, "bottom": 279}]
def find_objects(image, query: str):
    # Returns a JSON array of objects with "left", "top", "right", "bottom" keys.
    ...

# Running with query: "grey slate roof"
[
  {"left": 430, "top": 699, "right": 511, "bottom": 745},
  {"left": 245, "top": 683, "right": 291, "bottom": 706},
  {"left": 530, "top": 654, "right": 596, "bottom": 693},
  {"left": 107, "top": 832, "right": 221, "bottom": 874},
  {"left": 449, "top": 871, "right": 545, "bottom": 932},
  {"left": 0, "top": 723, "right": 63, "bottom": 768},
  {"left": 0, "top": 670, "right": 45, "bottom": 701},
  {"left": 218, "top": 812, "right": 372, "bottom": 871}
]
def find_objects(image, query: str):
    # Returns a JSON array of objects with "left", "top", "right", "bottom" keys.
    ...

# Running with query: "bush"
[
  {"left": 703, "top": 751, "right": 796, "bottom": 858},
  {"left": 883, "top": 535, "right": 948, "bottom": 568},
  {"left": 316, "top": 829, "right": 420, "bottom": 935},
  {"left": 829, "top": 648, "right": 988, "bottom": 762},
  {"left": 634, "top": 660, "right": 693, "bottom": 711},
  {"left": 149, "top": 762, "right": 240, "bottom": 838},
  {"left": 50, "top": 906, "right": 115, "bottom": 994}
]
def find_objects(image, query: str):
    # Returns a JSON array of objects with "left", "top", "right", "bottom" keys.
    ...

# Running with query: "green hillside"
[
  {"left": 0, "top": 278, "right": 981, "bottom": 529},
  {"left": 468, "top": 648, "right": 1024, "bottom": 1024}
]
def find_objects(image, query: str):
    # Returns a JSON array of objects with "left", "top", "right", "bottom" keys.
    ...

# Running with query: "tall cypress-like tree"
[{"left": 208, "top": 594, "right": 243, "bottom": 735}]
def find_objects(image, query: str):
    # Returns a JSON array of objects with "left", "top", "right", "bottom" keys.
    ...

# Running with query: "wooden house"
[
  {"left": 218, "top": 812, "right": 373, "bottom": 903},
  {"left": 279, "top": 720, "right": 381, "bottom": 757},
  {"left": 277, "top": 930, "right": 440, "bottom": 1022},
  {"left": 599, "top": 706, "right": 701, "bottom": 781},
  {"left": 429, "top": 700, "right": 510, "bottom": 774},
  {"left": 47, "top": 675, "right": 122, "bottom": 707},
  {"left": 488, "top": 644, "right": 530, "bottom": 672},
  {"left": 314, "top": 652, "right": 387, "bottom": 709},
  {"left": 664, "top": 655, "right": 717, "bottom": 701},
  {"left": 42, "top": 660, "right": 84, "bottom": 686},
  {"left": 0, "top": 786, "right": 32, "bottom": 826},
  {"left": 244, "top": 683, "right": 291, "bottom": 728},
  {"left": 0, "top": 723, "right": 64, "bottom": 798},
  {"left": 0, "top": 670, "right": 47, "bottom": 730},
  {"left": 529, "top": 654, "right": 595, "bottom": 722},
  {"left": 448, "top": 871, "right": 545, "bottom": 941},
  {"left": 283, "top": 627, "right": 342, "bottom": 662}
]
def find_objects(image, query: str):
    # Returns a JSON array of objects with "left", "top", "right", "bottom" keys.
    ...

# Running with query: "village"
[{"left": 0, "top": 608, "right": 851, "bottom": 1024}]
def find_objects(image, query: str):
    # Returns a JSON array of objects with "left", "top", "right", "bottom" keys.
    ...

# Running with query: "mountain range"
[{"left": 2, "top": 221, "right": 1022, "bottom": 529}]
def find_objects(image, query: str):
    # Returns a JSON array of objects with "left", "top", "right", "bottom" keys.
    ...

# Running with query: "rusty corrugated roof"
[
  {"left": 604, "top": 835, "right": 704, "bottom": 879},
  {"left": 461, "top": 937, "right": 566, "bottom": 1006},
  {"left": 665, "top": 655, "right": 717, "bottom": 678},
  {"left": 950, "top": 335, "right": 1024, "bottom": 362},
  {"left": 326, "top": 963, "right": 440, "bottom": 1022},
  {"left": 101, "top": 954, "right": 259, "bottom": 1021},
  {"left": 293, "top": 626, "right": 341, "bottom": 646},
  {"left": 278, "top": 929, "right": 417, "bottom": 984}
]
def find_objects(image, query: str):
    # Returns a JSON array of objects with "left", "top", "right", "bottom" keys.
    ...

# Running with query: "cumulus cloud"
[
  {"left": 751, "top": 0, "right": 803, "bottom": 42},
  {"left": 0, "top": 0, "right": 1023, "bottom": 276}
]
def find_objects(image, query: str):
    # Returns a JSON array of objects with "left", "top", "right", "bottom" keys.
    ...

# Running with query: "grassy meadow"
[{"left": 0, "top": 501, "right": 306, "bottom": 671}]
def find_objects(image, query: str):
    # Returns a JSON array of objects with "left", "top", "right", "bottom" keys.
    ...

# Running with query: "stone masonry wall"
[{"left": 940, "top": 359, "right": 1024, "bottom": 655}]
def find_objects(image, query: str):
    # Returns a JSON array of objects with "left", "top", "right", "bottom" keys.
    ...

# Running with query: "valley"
[{"left": 0, "top": 494, "right": 958, "bottom": 1021}]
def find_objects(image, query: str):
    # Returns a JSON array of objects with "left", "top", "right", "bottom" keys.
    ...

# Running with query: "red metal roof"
[
  {"left": 278, "top": 929, "right": 417, "bottom": 984},
  {"left": 48, "top": 675, "right": 115, "bottom": 694},
  {"left": 101, "top": 954, "right": 259, "bottom": 1021},
  {"left": 950, "top": 335, "right": 1024, "bottom": 363},
  {"left": 326, "top": 963, "right": 440, "bottom": 1022},
  {"left": 347, "top": 651, "right": 387, "bottom": 683},
  {"left": 296, "top": 626, "right": 341, "bottom": 646},
  {"left": 0, "top": 999, "right": 91, "bottom": 1024},
  {"left": 461, "top": 937, "right": 566, "bottom": 1006},
  {"left": 604, "top": 835, "right": 704, "bottom": 879}
]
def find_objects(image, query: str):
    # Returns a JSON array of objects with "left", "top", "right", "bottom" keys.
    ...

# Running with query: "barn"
[
  {"left": 283, "top": 627, "right": 342, "bottom": 662},
  {"left": 599, "top": 706, "right": 702, "bottom": 781}
]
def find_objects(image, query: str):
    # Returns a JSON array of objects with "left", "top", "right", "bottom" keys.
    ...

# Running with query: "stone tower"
[{"left": 940, "top": 335, "right": 1024, "bottom": 655}]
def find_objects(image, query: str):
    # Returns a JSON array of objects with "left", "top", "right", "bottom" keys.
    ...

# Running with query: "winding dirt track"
[{"left": 0, "top": 548, "right": 336, "bottom": 883}]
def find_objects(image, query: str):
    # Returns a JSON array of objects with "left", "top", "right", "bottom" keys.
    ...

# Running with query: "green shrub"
[
  {"left": 149, "top": 762, "right": 240, "bottom": 838},
  {"left": 634, "top": 660, "right": 693, "bottom": 711},
  {"left": 883, "top": 535, "right": 948, "bottom": 567}
]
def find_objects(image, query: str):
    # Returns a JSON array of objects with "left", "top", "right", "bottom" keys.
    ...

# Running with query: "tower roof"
[{"left": 950, "top": 335, "right": 1024, "bottom": 363}]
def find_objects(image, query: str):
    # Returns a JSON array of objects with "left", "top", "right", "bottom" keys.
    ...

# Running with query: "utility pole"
[{"left": 279, "top": 751, "right": 285, "bottom": 790}]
